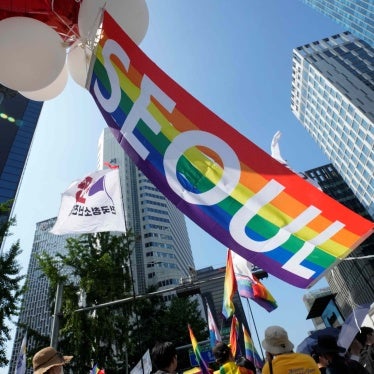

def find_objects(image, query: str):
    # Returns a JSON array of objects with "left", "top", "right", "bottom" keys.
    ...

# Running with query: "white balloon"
[
  {"left": 0, "top": 17, "right": 66, "bottom": 92},
  {"left": 67, "top": 42, "right": 93, "bottom": 88},
  {"left": 78, "top": 0, "right": 149, "bottom": 45},
  {"left": 20, "top": 62, "right": 69, "bottom": 101}
]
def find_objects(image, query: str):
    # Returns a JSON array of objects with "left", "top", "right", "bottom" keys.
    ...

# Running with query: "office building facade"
[
  {"left": 8, "top": 218, "right": 76, "bottom": 374},
  {"left": 291, "top": 31, "right": 374, "bottom": 219},
  {"left": 175, "top": 266, "right": 255, "bottom": 369},
  {"left": 304, "top": 164, "right": 374, "bottom": 317},
  {"left": 98, "top": 128, "right": 195, "bottom": 295},
  {"left": 303, "top": 287, "right": 342, "bottom": 330},
  {"left": 299, "top": 0, "right": 374, "bottom": 47},
  {"left": 0, "top": 85, "right": 43, "bottom": 245}
]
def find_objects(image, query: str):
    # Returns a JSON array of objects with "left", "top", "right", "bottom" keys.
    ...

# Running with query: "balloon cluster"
[{"left": 0, "top": 0, "right": 149, "bottom": 101}]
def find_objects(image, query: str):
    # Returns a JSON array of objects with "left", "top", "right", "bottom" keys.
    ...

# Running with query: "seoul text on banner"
[{"left": 87, "top": 11, "right": 373, "bottom": 288}]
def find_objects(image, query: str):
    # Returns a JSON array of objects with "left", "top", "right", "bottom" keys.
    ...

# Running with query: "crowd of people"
[
  {"left": 260, "top": 325, "right": 373, "bottom": 374},
  {"left": 31, "top": 325, "right": 373, "bottom": 373}
]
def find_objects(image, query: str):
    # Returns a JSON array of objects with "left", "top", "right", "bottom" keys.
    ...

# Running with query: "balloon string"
[
  {"left": 84, "top": 6, "right": 105, "bottom": 51},
  {"left": 52, "top": 9, "right": 81, "bottom": 45}
]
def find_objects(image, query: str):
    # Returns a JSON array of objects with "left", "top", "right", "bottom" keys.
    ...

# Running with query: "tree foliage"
[
  {"left": 0, "top": 201, "right": 25, "bottom": 367},
  {"left": 37, "top": 231, "right": 134, "bottom": 373},
  {"left": 37, "top": 230, "right": 208, "bottom": 373}
]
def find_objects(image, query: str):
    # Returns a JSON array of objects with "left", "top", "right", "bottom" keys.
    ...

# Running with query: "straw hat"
[
  {"left": 33, "top": 347, "right": 73, "bottom": 374},
  {"left": 262, "top": 326, "right": 294, "bottom": 355}
]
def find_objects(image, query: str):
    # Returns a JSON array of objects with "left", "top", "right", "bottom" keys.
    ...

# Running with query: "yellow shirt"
[
  {"left": 214, "top": 361, "right": 253, "bottom": 374},
  {"left": 261, "top": 352, "right": 319, "bottom": 374}
]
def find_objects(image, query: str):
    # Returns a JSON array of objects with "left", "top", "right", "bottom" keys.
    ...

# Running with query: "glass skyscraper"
[
  {"left": 98, "top": 128, "right": 195, "bottom": 295},
  {"left": 299, "top": 0, "right": 374, "bottom": 47},
  {"left": 291, "top": 31, "right": 374, "bottom": 219},
  {"left": 304, "top": 163, "right": 374, "bottom": 317},
  {"left": 0, "top": 85, "right": 43, "bottom": 245}
]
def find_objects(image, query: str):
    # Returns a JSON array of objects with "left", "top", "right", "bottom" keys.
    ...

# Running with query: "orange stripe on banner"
[
  {"left": 156, "top": 102, "right": 199, "bottom": 132},
  {"left": 239, "top": 165, "right": 269, "bottom": 193}
]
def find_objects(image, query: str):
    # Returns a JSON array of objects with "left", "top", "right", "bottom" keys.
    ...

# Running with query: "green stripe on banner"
[{"left": 93, "top": 60, "right": 135, "bottom": 116}]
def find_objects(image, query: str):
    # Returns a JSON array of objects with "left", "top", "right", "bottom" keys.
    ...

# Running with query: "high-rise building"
[
  {"left": 299, "top": 0, "right": 374, "bottom": 47},
  {"left": 304, "top": 163, "right": 374, "bottom": 317},
  {"left": 98, "top": 128, "right": 195, "bottom": 295},
  {"left": 8, "top": 217, "right": 76, "bottom": 374},
  {"left": 291, "top": 31, "right": 374, "bottom": 219},
  {"left": 0, "top": 85, "right": 43, "bottom": 246},
  {"left": 303, "top": 287, "right": 342, "bottom": 330}
]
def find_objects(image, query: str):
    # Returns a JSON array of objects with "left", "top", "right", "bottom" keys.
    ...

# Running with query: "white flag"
[
  {"left": 270, "top": 131, "right": 321, "bottom": 190},
  {"left": 50, "top": 168, "right": 126, "bottom": 235},
  {"left": 15, "top": 333, "right": 27, "bottom": 374},
  {"left": 270, "top": 130, "right": 288, "bottom": 165},
  {"left": 130, "top": 349, "right": 152, "bottom": 374}
]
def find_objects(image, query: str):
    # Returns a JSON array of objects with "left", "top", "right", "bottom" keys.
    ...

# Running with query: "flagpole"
[
  {"left": 50, "top": 283, "right": 63, "bottom": 348},
  {"left": 114, "top": 163, "right": 144, "bottom": 374},
  {"left": 128, "top": 251, "right": 145, "bottom": 374},
  {"left": 246, "top": 299, "right": 264, "bottom": 361}
]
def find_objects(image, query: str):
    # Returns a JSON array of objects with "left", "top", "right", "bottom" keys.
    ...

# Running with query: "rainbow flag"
[
  {"left": 251, "top": 275, "right": 277, "bottom": 312},
  {"left": 232, "top": 250, "right": 277, "bottom": 312},
  {"left": 207, "top": 303, "right": 222, "bottom": 348},
  {"left": 242, "top": 325, "right": 263, "bottom": 369},
  {"left": 222, "top": 250, "right": 237, "bottom": 319},
  {"left": 229, "top": 315, "right": 239, "bottom": 358},
  {"left": 88, "top": 11, "right": 374, "bottom": 289},
  {"left": 188, "top": 324, "right": 210, "bottom": 374}
]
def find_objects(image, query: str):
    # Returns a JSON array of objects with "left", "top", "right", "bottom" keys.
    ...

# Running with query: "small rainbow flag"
[
  {"left": 229, "top": 315, "right": 239, "bottom": 358},
  {"left": 232, "top": 251, "right": 277, "bottom": 312},
  {"left": 222, "top": 250, "right": 237, "bottom": 319},
  {"left": 88, "top": 11, "right": 374, "bottom": 289},
  {"left": 188, "top": 324, "right": 211, "bottom": 374},
  {"left": 242, "top": 325, "right": 263, "bottom": 369}
]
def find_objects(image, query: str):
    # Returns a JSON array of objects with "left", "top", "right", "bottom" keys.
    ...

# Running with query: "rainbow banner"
[{"left": 88, "top": 11, "right": 374, "bottom": 288}]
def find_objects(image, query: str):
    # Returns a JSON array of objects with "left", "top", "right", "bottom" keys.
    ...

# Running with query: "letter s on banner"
[{"left": 94, "top": 39, "right": 130, "bottom": 113}]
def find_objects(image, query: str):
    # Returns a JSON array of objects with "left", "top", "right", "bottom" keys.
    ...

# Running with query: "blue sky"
[{"left": 5, "top": 0, "right": 346, "bottom": 364}]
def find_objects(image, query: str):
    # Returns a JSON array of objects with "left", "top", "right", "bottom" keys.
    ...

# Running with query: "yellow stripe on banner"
[{"left": 96, "top": 44, "right": 141, "bottom": 102}]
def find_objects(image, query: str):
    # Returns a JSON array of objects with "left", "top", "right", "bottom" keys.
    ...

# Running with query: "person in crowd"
[
  {"left": 32, "top": 346, "right": 73, "bottom": 374},
  {"left": 313, "top": 335, "right": 369, "bottom": 373},
  {"left": 311, "top": 347, "right": 329, "bottom": 373},
  {"left": 354, "top": 326, "right": 374, "bottom": 373},
  {"left": 261, "top": 325, "right": 319, "bottom": 374},
  {"left": 151, "top": 341, "right": 178, "bottom": 374},
  {"left": 212, "top": 342, "right": 254, "bottom": 374},
  {"left": 235, "top": 356, "right": 256, "bottom": 373}
]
